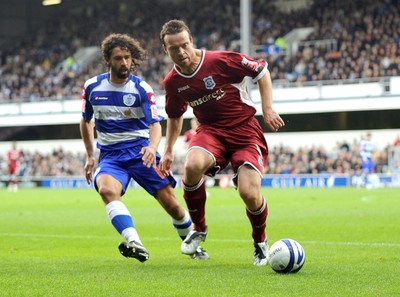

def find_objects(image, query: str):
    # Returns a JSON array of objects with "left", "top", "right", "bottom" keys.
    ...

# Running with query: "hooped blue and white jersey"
[
  {"left": 359, "top": 139, "right": 373, "bottom": 161},
  {"left": 81, "top": 72, "right": 164, "bottom": 151}
]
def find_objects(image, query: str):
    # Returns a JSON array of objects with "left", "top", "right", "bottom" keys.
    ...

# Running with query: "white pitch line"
[
  {"left": 302, "top": 240, "right": 400, "bottom": 247},
  {"left": 0, "top": 233, "right": 114, "bottom": 240},
  {"left": 1, "top": 233, "right": 399, "bottom": 247}
]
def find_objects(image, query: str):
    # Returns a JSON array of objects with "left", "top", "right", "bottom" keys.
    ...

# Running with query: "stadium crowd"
[
  {"left": 0, "top": 0, "right": 399, "bottom": 102},
  {"left": 0, "top": 136, "right": 396, "bottom": 179},
  {"left": 0, "top": 0, "right": 399, "bottom": 182}
]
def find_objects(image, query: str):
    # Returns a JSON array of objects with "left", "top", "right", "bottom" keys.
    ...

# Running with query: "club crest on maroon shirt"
[{"left": 203, "top": 76, "right": 216, "bottom": 90}]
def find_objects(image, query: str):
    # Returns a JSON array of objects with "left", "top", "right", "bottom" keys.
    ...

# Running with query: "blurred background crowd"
[
  {"left": 1, "top": 135, "right": 399, "bottom": 178},
  {"left": 0, "top": 0, "right": 399, "bottom": 102},
  {"left": 0, "top": 0, "right": 399, "bottom": 179}
]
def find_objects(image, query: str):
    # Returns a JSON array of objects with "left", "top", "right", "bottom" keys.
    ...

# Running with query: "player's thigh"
[
  {"left": 237, "top": 165, "right": 262, "bottom": 209},
  {"left": 189, "top": 128, "right": 228, "bottom": 176},
  {"left": 237, "top": 165, "right": 262, "bottom": 195},
  {"left": 94, "top": 163, "right": 130, "bottom": 197},
  {"left": 185, "top": 148, "right": 215, "bottom": 172},
  {"left": 96, "top": 174, "right": 123, "bottom": 190},
  {"left": 228, "top": 118, "right": 267, "bottom": 174},
  {"left": 230, "top": 143, "right": 266, "bottom": 176}
]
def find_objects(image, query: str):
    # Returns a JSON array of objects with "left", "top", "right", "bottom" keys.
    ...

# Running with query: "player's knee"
[
  {"left": 184, "top": 158, "right": 204, "bottom": 175},
  {"left": 239, "top": 186, "right": 256, "bottom": 201},
  {"left": 98, "top": 184, "right": 120, "bottom": 201},
  {"left": 238, "top": 186, "right": 262, "bottom": 209},
  {"left": 185, "top": 149, "right": 213, "bottom": 175}
]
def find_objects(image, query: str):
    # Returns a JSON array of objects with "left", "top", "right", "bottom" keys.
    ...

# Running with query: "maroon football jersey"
[
  {"left": 7, "top": 149, "right": 22, "bottom": 171},
  {"left": 164, "top": 50, "right": 267, "bottom": 128}
]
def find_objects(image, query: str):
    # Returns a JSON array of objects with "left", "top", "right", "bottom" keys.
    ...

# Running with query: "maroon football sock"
[
  {"left": 183, "top": 178, "right": 207, "bottom": 232},
  {"left": 246, "top": 197, "right": 268, "bottom": 243}
]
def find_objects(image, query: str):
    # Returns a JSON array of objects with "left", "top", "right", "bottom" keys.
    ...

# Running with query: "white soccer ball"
[{"left": 268, "top": 238, "right": 305, "bottom": 273}]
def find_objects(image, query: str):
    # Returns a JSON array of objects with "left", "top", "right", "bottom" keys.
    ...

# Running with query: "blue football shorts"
[
  {"left": 93, "top": 145, "right": 176, "bottom": 197},
  {"left": 362, "top": 158, "right": 375, "bottom": 174}
]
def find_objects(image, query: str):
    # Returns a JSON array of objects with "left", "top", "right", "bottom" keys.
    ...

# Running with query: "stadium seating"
[
  {"left": 0, "top": 0, "right": 399, "bottom": 180},
  {"left": 0, "top": 0, "right": 399, "bottom": 102}
]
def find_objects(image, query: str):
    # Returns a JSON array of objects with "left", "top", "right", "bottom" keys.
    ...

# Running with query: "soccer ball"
[{"left": 268, "top": 239, "right": 305, "bottom": 273}]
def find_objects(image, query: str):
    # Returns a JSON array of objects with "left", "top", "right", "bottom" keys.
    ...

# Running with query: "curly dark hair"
[{"left": 101, "top": 33, "right": 147, "bottom": 73}]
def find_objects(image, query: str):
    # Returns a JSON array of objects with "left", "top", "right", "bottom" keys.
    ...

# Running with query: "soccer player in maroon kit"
[
  {"left": 7, "top": 141, "right": 23, "bottom": 192},
  {"left": 159, "top": 20, "right": 285, "bottom": 266}
]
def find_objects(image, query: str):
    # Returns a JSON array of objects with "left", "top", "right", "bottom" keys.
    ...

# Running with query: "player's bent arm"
[
  {"left": 258, "top": 69, "right": 273, "bottom": 114},
  {"left": 258, "top": 69, "right": 285, "bottom": 132}
]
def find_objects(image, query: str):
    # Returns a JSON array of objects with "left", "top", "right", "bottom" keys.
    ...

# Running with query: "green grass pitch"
[{"left": 1, "top": 187, "right": 399, "bottom": 297}]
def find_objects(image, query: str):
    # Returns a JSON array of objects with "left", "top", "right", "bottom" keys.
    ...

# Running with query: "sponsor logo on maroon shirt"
[
  {"left": 241, "top": 56, "right": 262, "bottom": 72},
  {"left": 188, "top": 88, "right": 226, "bottom": 107}
]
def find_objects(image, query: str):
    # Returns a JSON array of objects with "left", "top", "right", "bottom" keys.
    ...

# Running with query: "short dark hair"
[
  {"left": 160, "top": 19, "right": 192, "bottom": 45},
  {"left": 101, "top": 33, "right": 146, "bottom": 72}
]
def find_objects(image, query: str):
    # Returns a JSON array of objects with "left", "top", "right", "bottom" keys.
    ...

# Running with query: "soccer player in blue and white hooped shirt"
[
  {"left": 359, "top": 132, "right": 378, "bottom": 188},
  {"left": 80, "top": 33, "right": 208, "bottom": 262}
]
